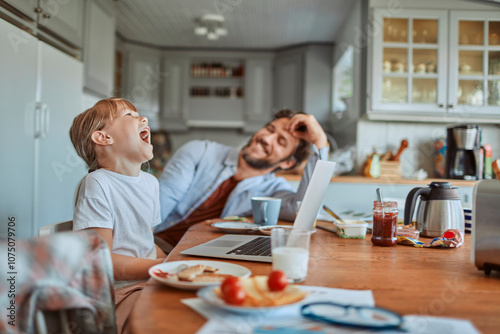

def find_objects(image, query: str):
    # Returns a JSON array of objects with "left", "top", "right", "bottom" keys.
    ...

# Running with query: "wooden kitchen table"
[{"left": 130, "top": 221, "right": 500, "bottom": 334}]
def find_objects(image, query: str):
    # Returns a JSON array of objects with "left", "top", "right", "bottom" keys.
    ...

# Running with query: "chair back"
[
  {"left": 0, "top": 231, "right": 116, "bottom": 333},
  {"left": 38, "top": 220, "right": 73, "bottom": 236}
]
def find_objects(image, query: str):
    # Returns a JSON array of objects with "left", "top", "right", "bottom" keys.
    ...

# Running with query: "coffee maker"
[{"left": 445, "top": 124, "right": 483, "bottom": 180}]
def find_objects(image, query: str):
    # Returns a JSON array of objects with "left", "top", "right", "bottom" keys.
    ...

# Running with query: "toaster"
[{"left": 472, "top": 179, "right": 500, "bottom": 275}]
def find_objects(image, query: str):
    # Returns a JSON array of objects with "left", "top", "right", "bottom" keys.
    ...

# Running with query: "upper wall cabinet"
[
  {"left": 83, "top": 0, "right": 115, "bottom": 97},
  {"left": 274, "top": 45, "right": 332, "bottom": 123},
  {"left": 2, "top": 0, "right": 38, "bottom": 20},
  {"left": 3, "top": 0, "right": 84, "bottom": 52},
  {"left": 37, "top": 0, "right": 84, "bottom": 48},
  {"left": 449, "top": 11, "right": 500, "bottom": 116},
  {"left": 369, "top": 8, "right": 500, "bottom": 121},
  {"left": 123, "top": 46, "right": 162, "bottom": 126}
]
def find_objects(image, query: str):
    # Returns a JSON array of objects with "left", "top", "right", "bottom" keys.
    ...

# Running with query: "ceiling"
[{"left": 114, "top": 0, "right": 357, "bottom": 50}]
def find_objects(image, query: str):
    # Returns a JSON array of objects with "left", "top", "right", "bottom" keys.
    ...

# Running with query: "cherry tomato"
[
  {"left": 267, "top": 270, "right": 288, "bottom": 291},
  {"left": 222, "top": 284, "right": 246, "bottom": 305},
  {"left": 221, "top": 276, "right": 243, "bottom": 295}
]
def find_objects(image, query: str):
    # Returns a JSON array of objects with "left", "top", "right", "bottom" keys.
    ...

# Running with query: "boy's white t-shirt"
[{"left": 73, "top": 169, "right": 161, "bottom": 262}]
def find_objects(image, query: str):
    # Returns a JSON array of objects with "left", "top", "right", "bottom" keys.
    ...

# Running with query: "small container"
[
  {"left": 371, "top": 201, "right": 398, "bottom": 247},
  {"left": 397, "top": 228, "right": 420, "bottom": 240},
  {"left": 334, "top": 220, "right": 368, "bottom": 239}
]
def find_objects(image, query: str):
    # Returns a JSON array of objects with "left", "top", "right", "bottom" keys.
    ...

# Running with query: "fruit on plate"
[
  {"left": 267, "top": 270, "right": 288, "bottom": 291},
  {"left": 216, "top": 273, "right": 307, "bottom": 307}
]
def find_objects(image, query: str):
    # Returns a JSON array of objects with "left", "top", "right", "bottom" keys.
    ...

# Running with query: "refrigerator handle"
[
  {"left": 41, "top": 103, "right": 50, "bottom": 137},
  {"left": 34, "top": 102, "right": 43, "bottom": 138}
]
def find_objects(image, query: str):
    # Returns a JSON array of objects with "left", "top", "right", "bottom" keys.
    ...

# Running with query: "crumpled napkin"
[{"left": 397, "top": 229, "right": 464, "bottom": 248}]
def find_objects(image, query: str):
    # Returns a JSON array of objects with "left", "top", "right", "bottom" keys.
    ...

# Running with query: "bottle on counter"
[
  {"left": 371, "top": 201, "right": 398, "bottom": 247},
  {"left": 484, "top": 144, "right": 493, "bottom": 179}
]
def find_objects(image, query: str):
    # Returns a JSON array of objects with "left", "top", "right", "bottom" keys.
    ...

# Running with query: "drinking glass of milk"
[{"left": 271, "top": 228, "right": 311, "bottom": 283}]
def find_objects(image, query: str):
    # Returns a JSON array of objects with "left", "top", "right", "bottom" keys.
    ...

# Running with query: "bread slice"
[
  {"left": 191, "top": 274, "right": 230, "bottom": 283},
  {"left": 178, "top": 264, "right": 205, "bottom": 281}
]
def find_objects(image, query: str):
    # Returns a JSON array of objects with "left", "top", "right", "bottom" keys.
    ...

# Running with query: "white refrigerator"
[{"left": 0, "top": 18, "right": 86, "bottom": 239}]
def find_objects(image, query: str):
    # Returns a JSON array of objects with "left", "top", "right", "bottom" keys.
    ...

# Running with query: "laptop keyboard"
[{"left": 226, "top": 237, "right": 271, "bottom": 257}]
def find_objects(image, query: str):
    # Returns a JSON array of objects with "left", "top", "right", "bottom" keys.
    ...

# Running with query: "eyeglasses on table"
[{"left": 301, "top": 301, "right": 404, "bottom": 331}]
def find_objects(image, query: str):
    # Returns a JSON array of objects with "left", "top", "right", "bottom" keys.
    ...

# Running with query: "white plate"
[
  {"left": 258, "top": 225, "right": 316, "bottom": 236},
  {"left": 197, "top": 285, "right": 305, "bottom": 314},
  {"left": 211, "top": 221, "right": 259, "bottom": 233},
  {"left": 149, "top": 260, "right": 251, "bottom": 290}
]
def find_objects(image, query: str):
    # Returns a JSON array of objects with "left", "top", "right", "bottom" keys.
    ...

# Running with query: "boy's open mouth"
[{"left": 140, "top": 128, "right": 150, "bottom": 144}]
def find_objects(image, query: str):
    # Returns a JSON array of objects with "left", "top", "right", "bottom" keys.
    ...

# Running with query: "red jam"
[{"left": 371, "top": 201, "right": 398, "bottom": 247}]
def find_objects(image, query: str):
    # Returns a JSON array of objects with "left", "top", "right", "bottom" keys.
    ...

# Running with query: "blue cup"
[{"left": 251, "top": 197, "right": 282, "bottom": 226}]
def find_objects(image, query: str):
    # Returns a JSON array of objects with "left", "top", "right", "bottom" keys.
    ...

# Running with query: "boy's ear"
[{"left": 91, "top": 131, "right": 113, "bottom": 146}]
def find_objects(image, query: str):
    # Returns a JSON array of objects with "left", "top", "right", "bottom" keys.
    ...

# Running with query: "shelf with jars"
[
  {"left": 188, "top": 60, "right": 244, "bottom": 99},
  {"left": 370, "top": 8, "right": 500, "bottom": 120},
  {"left": 190, "top": 62, "right": 244, "bottom": 78},
  {"left": 189, "top": 86, "right": 243, "bottom": 99}
]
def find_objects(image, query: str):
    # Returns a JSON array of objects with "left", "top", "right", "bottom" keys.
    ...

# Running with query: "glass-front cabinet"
[
  {"left": 371, "top": 9, "right": 500, "bottom": 119},
  {"left": 449, "top": 11, "right": 500, "bottom": 115},
  {"left": 372, "top": 9, "right": 448, "bottom": 114}
]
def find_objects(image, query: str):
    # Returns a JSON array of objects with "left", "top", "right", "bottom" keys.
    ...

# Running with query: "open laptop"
[{"left": 180, "top": 160, "right": 336, "bottom": 262}]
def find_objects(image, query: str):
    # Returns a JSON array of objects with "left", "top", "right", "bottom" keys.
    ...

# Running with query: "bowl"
[{"left": 334, "top": 220, "right": 368, "bottom": 239}]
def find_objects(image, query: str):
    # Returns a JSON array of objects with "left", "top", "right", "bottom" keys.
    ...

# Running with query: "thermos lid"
[
  {"left": 446, "top": 124, "right": 480, "bottom": 130},
  {"left": 427, "top": 182, "right": 461, "bottom": 200}
]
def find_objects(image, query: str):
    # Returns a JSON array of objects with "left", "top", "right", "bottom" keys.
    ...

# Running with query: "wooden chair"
[
  {"left": 38, "top": 220, "right": 73, "bottom": 236},
  {"left": 0, "top": 231, "right": 116, "bottom": 333}
]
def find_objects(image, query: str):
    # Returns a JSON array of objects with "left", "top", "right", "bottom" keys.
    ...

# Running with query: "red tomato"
[
  {"left": 267, "top": 270, "right": 288, "bottom": 291},
  {"left": 222, "top": 284, "right": 246, "bottom": 305},
  {"left": 221, "top": 276, "right": 243, "bottom": 295}
]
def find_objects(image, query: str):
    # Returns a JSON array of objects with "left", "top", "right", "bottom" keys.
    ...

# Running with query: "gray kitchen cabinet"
[
  {"left": 274, "top": 52, "right": 304, "bottom": 112},
  {"left": 2, "top": 0, "right": 84, "bottom": 51},
  {"left": 161, "top": 56, "right": 189, "bottom": 131},
  {"left": 37, "top": 0, "right": 84, "bottom": 48},
  {"left": 274, "top": 44, "right": 332, "bottom": 123},
  {"left": 2, "top": 0, "right": 37, "bottom": 21},
  {"left": 83, "top": 0, "right": 115, "bottom": 97},
  {"left": 244, "top": 58, "right": 273, "bottom": 133},
  {"left": 123, "top": 45, "right": 162, "bottom": 127}
]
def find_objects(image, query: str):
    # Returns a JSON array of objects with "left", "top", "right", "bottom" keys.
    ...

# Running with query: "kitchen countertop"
[{"left": 277, "top": 173, "right": 478, "bottom": 186}]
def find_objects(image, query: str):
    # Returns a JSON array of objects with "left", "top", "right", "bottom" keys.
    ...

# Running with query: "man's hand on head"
[{"left": 285, "top": 114, "right": 328, "bottom": 149}]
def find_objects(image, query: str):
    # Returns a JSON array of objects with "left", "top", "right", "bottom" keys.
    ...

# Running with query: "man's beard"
[
  {"left": 241, "top": 138, "right": 289, "bottom": 170},
  {"left": 241, "top": 149, "right": 277, "bottom": 170}
]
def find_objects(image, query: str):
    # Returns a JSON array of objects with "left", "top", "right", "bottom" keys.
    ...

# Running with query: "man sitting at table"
[{"left": 154, "top": 110, "right": 330, "bottom": 251}]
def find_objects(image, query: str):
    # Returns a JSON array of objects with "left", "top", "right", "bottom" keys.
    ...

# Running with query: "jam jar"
[{"left": 371, "top": 201, "right": 398, "bottom": 247}]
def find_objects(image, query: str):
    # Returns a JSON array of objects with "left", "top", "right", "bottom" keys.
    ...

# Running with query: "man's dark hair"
[{"left": 272, "top": 109, "right": 311, "bottom": 170}]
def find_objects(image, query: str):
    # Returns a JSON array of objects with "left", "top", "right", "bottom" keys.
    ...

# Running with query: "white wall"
[{"left": 356, "top": 119, "right": 500, "bottom": 178}]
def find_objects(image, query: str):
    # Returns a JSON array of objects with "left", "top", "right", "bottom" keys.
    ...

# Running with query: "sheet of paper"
[
  {"left": 182, "top": 286, "right": 479, "bottom": 334},
  {"left": 182, "top": 286, "right": 373, "bottom": 334}
]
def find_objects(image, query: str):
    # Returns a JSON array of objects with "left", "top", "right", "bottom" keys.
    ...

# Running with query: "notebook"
[{"left": 180, "top": 160, "right": 336, "bottom": 262}]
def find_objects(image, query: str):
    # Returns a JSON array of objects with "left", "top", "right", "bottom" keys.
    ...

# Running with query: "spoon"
[
  {"left": 323, "top": 205, "right": 346, "bottom": 224},
  {"left": 376, "top": 188, "right": 383, "bottom": 203}
]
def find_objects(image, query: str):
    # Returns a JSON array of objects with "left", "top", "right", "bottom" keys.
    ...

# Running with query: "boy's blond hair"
[{"left": 69, "top": 98, "right": 137, "bottom": 172}]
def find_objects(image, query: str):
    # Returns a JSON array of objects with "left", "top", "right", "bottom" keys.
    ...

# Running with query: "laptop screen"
[{"left": 293, "top": 160, "right": 336, "bottom": 231}]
